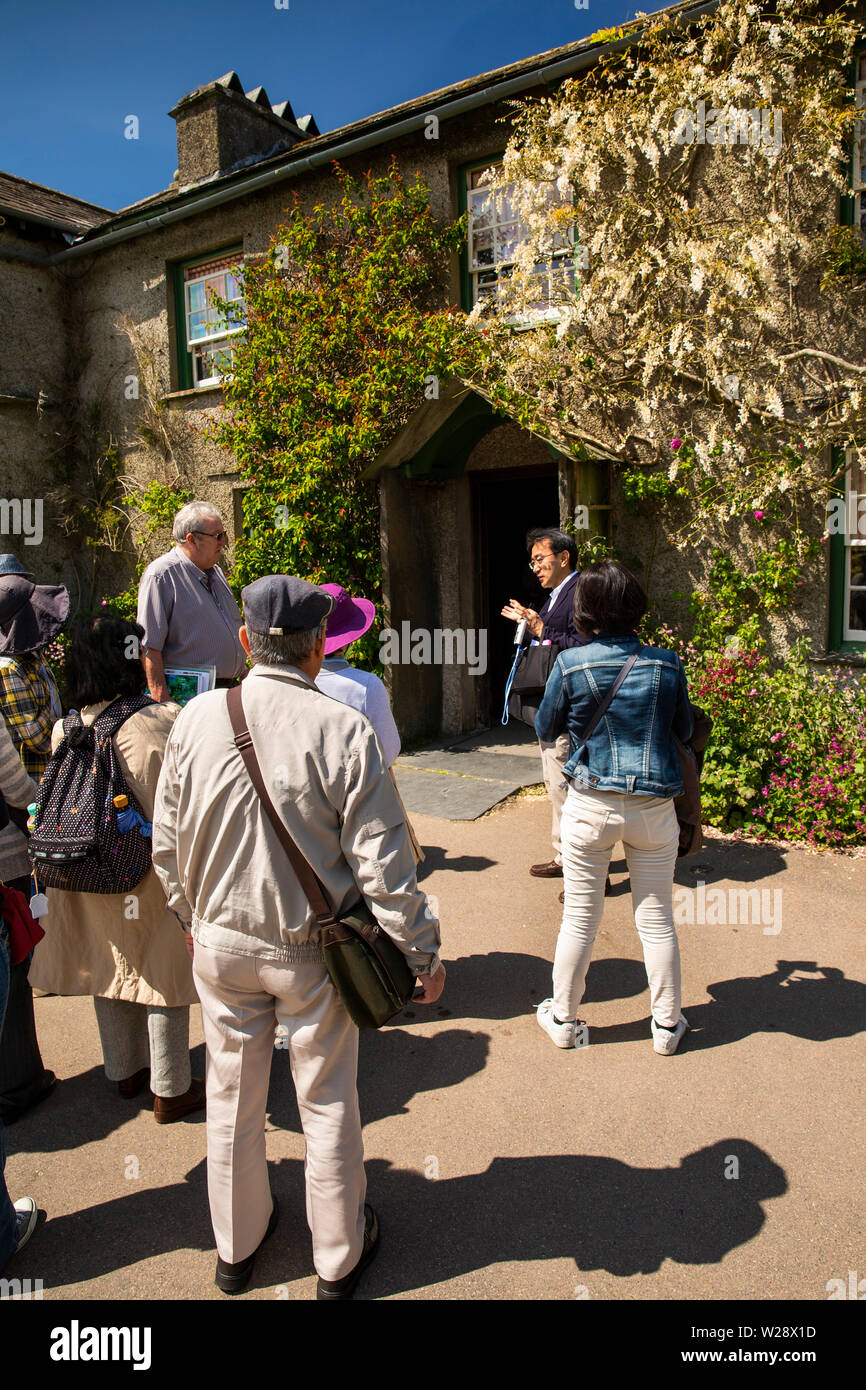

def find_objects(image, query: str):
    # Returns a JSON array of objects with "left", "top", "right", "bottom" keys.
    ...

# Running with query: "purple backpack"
[{"left": 30, "top": 695, "right": 155, "bottom": 894}]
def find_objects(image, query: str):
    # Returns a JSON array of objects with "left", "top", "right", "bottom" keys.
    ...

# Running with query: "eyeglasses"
[
  {"left": 529, "top": 554, "right": 552, "bottom": 570},
  {"left": 193, "top": 530, "right": 227, "bottom": 543}
]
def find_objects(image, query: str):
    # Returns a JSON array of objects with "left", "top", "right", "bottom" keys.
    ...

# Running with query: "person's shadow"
[
  {"left": 4, "top": 1043, "right": 208, "bottom": 1157},
  {"left": 267, "top": 1027, "right": 491, "bottom": 1132},
  {"left": 682, "top": 960, "right": 866, "bottom": 1050},
  {"left": 363, "top": 1138, "right": 787, "bottom": 1296},
  {"left": 580, "top": 960, "right": 866, "bottom": 1050},
  {"left": 395, "top": 952, "right": 649, "bottom": 1025},
  {"left": 17, "top": 1140, "right": 786, "bottom": 1297},
  {"left": 416, "top": 846, "right": 497, "bottom": 880}
]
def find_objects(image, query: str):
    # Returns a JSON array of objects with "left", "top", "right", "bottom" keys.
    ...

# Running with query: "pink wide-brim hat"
[{"left": 320, "top": 583, "right": 376, "bottom": 656}]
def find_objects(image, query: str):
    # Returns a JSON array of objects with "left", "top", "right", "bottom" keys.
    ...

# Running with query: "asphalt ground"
[{"left": 4, "top": 793, "right": 864, "bottom": 1307}]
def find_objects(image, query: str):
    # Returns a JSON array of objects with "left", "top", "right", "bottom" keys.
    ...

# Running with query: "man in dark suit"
[{"left": 501, "top": 527, "right": 588, "bottom": 878}]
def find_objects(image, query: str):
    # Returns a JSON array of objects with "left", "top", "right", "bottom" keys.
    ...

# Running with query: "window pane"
[
  {"left": 496, "top": 226, "right": 520, "bottom": 262},
  {"left": 188, "top": 310, "right": 207, "bottom": 339},
  {"left": 469, "top": 189, "right": 493, "bottom": 227},
  {"left": 466, "top": 161, "right": 573, "bottom": 312},
  {"left": 188, "top": 282, "right": 206, "bottom": 311},
  {"left": 192, "top": 337, "right": 237, "bottom": 385},
  {"left": 847, "top": 547, "right": 866, "bottom": 634}
]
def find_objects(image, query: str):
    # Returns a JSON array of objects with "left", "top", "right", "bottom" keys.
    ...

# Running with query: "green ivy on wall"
[{"left": 213, "top": 160, "right": 485, "bottom": 667}]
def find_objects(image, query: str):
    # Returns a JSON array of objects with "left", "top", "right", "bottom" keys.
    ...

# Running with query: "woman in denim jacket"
[{"left": 534, "top": 560, "right": 694, "bottom": 1055}]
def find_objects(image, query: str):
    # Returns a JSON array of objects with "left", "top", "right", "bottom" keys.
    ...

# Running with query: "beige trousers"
[
  {"left": 192, "top": 941, "right": 366, "bottom": 1279},
  {"left": 538, "top": 733, "right": 571, "bottom": 863}
]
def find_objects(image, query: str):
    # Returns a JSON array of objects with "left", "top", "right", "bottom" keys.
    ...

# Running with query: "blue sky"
[{"left": 1, "top": 0, "right": 645, "bottom": 211}]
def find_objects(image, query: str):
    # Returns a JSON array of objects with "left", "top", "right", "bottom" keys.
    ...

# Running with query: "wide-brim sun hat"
[
  {"left": 0, "top": 575, "right": 69, "bottom": 655},
  {"left": 320, "top": 583, "right": 376, "bottom": 656}
]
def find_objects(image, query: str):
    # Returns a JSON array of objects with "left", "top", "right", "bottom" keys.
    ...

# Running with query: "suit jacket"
[{"left": 531, "top": 571, "right": 589, "bottom": 651}]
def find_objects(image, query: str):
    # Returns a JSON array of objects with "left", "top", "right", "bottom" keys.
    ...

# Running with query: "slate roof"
[
  {"left": 0, "top": 170, "right": 112, "bottom": 233},
  {"left": 86, "top": 1, "right": 701, "bottom": 240}
]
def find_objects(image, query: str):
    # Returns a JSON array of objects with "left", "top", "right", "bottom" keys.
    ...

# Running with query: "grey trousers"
[{"left": 92, "top": 996, "right": 191, "bottom": 1098}]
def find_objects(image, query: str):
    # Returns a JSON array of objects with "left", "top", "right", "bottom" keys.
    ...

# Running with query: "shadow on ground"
[
  {"left": 582, "top": 960, "right": 866, "bottom": 1049},
  {"left": 396, "top": 952, "right": 648, "bottom": 1027},
  {"left": 4, "top": 1042, "right": 207, "bottom": 1157},
  {"left": 19, "top": 1139, "right": 786, "bottom": 1297},
  {"left": 417, "top": 846, "right": 497, "bottom": 880},
  {"left": 267, "top": 1027, "right": 491, "bottom": 1134}
]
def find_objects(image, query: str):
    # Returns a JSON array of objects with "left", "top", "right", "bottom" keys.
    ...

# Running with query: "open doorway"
[{"left": 472, "top": 465, "right": 560, "bottom": 727}]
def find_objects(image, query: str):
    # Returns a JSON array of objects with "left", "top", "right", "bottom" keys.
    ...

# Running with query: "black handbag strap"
[
  {"left": 226, "top": 684, "right": 338, "bottom": 928},
  {"left": 576, "top": 647, "right": 643, "bottom": 748}
]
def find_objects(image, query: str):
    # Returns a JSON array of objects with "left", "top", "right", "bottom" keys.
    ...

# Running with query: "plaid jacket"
[{"left": 0, "top": 653, "right": 62, "bottom": 778}]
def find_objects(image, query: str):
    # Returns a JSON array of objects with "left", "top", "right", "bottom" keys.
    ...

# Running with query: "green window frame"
[
  {"left": 172, "top": 246, "right": 244, "bottom": 391},
  {"left": 840, "top": 51, "right": 866, "bottom": 233},
  {"left": 456, "top": 156, "right": 578, "bottom": 319},
  {"left": 828, "top": 445, "right": 866, "bottom": 652}
]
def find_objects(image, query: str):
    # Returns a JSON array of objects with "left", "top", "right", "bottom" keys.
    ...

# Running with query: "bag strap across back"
[
  {"left": 226, "top": 684, "right": 338, "bottom": 928},
  {"left": 575, "top": 647, "right": 643, "bottom": 748}
]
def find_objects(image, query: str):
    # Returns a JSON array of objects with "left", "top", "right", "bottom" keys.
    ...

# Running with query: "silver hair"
[
  {"left": 173, "top": 500, "right": 224, "bottom": 542},
  {"left": 247, "top": 619, "right": 327, "bottom": 668}
]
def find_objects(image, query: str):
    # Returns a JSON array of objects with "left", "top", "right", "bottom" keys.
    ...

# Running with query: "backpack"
[{"left": 29, "top": 694, "right": 155, "bottom": 894}]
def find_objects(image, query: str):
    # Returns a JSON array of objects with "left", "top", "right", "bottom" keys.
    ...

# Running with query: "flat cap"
[{"left": 241, "top": 575, "right": 335, "bottom": 635}]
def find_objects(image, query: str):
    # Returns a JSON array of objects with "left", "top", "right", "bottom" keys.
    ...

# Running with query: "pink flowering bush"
[{"left": 648, "top": 553, "right": 866, "bottom": 848}]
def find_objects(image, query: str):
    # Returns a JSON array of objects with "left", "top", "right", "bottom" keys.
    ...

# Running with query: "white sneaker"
[
  {"left": 537, "top": 999, "right": 580, "bottom": 1049},
  {"left": 14, "top": 1197, "right": 38, "bottom": 1252},
  {"left": 651, "top": 1014, "right": 689, "bottom": 1055}
]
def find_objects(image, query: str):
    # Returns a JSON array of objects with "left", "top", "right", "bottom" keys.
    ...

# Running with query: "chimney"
[{"left": 169, "top": 72, "right": 317, "bottom": 185}]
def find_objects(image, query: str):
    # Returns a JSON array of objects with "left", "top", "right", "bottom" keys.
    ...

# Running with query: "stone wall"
[
  {"left": 1, "top": 68, "right": 850, "bottom": 724},
  {"left": 0, "top": 221, "right": 81, "bottom": 590}
]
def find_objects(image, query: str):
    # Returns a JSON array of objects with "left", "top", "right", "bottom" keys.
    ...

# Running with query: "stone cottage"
[{"left": 1, "top": 0, "right": 863, "bottom": 742}]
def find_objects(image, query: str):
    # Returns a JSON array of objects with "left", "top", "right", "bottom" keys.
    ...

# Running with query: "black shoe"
[
  {"left": 215, "top": 1196, "right": 279, "bottom": 1295},
  {"left": 317, "top": 1204, "right": 379, "bottom": 1301},
  {"left": 0, "top": 1071, "right": 56, "bottom": 1125}
]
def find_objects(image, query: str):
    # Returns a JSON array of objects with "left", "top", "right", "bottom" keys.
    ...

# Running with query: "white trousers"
[
  {"left": 553, "top": 785, "right": 682, "bottom": 1027},
  {"left": 538, "top": 733, "right": 570, "bottom": 863},
  {"left": 192, "top": 941, "right": 366, "bottom": 1278}
]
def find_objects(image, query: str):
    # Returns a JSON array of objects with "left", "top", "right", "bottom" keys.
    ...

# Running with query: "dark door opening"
[{"left": 472, "top": 467, "right": 560, "bottom": 727}]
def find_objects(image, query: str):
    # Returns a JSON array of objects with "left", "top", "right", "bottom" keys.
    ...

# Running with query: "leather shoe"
[
  {"left": 118, "top": 1067, "right": 150, "bottom": 1099},
  {"left": 215, "top": 1196, "right": 279, "bottom": 1295},
  {"left": 317, "top": 1204, "right": 379, "bottom": 1300},
  {"left": 530, "top": 860, "right": 563, "bottom": 878},
  {"left": 153, "top": 1077, "right": 205, "bottom": 1124}
]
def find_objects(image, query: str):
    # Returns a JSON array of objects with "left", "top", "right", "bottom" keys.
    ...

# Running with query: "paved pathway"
[
  {"left": 4, "top": 797, "right": 864, "bottom": 1301},
  {"left": 393, "top": 721, "right": 542, "bottom": 818}
]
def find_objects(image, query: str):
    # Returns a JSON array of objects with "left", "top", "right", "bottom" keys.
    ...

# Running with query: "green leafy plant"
[{"left": 212, "top": 161, "right": 486, "bottom": 667}]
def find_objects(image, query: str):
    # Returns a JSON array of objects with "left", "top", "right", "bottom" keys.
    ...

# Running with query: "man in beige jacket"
[{"left": 152, "top": 574, "right": 444, "bottom": 1299}]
